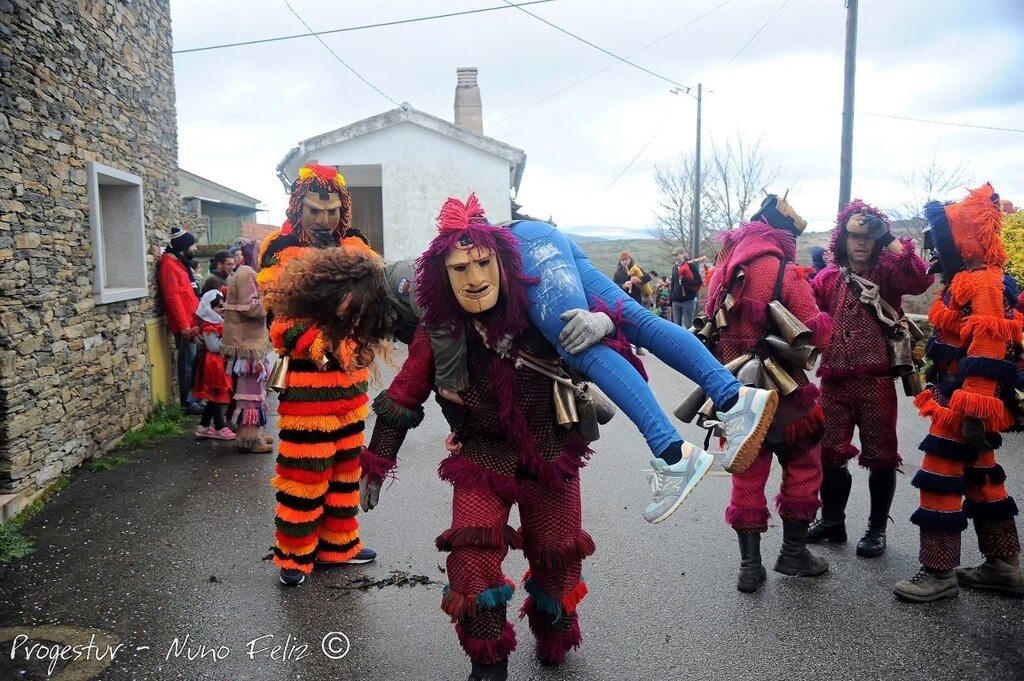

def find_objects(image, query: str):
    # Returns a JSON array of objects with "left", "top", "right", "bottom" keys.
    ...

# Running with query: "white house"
[{"left": 275, "top": 68, "right": 527, "bottom": 261}]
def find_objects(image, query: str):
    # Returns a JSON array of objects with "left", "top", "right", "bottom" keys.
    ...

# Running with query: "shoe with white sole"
[
  {"left": 642, "top": 444, "right": 714, "bottom": 523},
  {"left": 707, "top": 387, "right": 778, "bottom": 474}
]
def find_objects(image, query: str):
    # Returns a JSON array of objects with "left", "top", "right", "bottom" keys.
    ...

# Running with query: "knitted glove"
[
  {"left": 863, "top": 214, "right": 895, "bottom": 247},
  {"left": 558, "top": 309, "right": 615, "bottom": 354},
  {"left": 359, "top": 476, "right": 382, "bottom": 512}
]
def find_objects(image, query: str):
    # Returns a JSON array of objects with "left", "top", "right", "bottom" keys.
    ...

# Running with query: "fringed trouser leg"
[
  {"left": 439, "top": 484, "right": 519, "bottom": 665},
  {"left": 272, "top": 361, "right": 369, "bottom": 573},
  {"left": 821, "top": 377, "right": 901, "bottom": 471},
  {"left": 965, "top": 451, "right": 1020, "bottom": 560},
  {"left": 518, "top": 479, "right": 593, "bottom": 667}
]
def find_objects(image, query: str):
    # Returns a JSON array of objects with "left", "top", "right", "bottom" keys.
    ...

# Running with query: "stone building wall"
[{"left": 0, "top": 0, "right": 186, "bottom": 509}]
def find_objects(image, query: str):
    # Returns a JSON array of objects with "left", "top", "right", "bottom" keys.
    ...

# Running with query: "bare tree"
[
  {"left": 649, "top": 152, "right": 715, "bottom": 254},
  {"left": 651, "top": 133, "right": 779, "bottom": 257},
  {"left": 890, "top": 148, "right": 973, "bottom": 238},
  {"left": 704, "top": 134, "right": 779, "bottom": 232}
]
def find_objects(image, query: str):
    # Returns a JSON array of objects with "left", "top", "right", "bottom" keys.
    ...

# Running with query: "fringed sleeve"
[
  {"left": 946, "top": 267, "right": 1023, "bottom": 432},
  {"left": 364, "top": 327, "right": 436, "bottom": 479},
  {"left": 878, "top": 235, "right": 934, "bottom": 298}
]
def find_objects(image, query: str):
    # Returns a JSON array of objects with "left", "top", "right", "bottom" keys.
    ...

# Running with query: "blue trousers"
[{"left": 512, "top": 221, "right": 740, "bottom": 456}]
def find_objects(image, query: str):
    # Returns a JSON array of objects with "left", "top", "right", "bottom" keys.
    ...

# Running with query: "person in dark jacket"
[
  {"left": 202, "top": 250, "right": 235, "bottom": 294},
  {"left": 613, "top": 251, "right": 651, "bottom": 305},
  {"left": 809, "top": 246, "right": 827, "bottom": 278},
  {"left": 669, "top": 247, "right": 702, "bottom": 327}
]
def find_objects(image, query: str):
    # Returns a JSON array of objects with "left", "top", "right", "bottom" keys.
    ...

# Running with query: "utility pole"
[
  {"left": 692, "top": 82, "right": 702, "bottom": 258},
  {"left": 838, "top": 0, "right": 858, "bottom": 210}
]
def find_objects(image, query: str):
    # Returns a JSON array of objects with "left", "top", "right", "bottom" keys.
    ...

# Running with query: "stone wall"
[{"left": 0, "top": 0, "right": 186, "bottom": 508}]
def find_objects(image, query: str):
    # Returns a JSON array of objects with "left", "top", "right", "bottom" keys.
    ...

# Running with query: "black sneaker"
[{"left": 279, "top": 568, "right": 306, "bottom": 586}]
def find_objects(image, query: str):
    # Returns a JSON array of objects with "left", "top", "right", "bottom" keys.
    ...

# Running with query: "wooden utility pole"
[
  {"left": 692, "top": 82, "right": 703, "bottom": 258},
  {"left": 838, "top": 0, "right": 859, "bottom": 210}
]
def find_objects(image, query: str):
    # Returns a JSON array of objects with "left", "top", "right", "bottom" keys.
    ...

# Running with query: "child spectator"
[{"left": 192, "top": 290, "right": 235, "bottom": 440}]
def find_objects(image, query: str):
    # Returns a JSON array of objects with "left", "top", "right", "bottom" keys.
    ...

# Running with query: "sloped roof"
[
  {"left": 179, "top": 169, "right": 260, "bottom": 207},
  {"left": 276, "top": 103, "right": 526, "bottom": 192}
]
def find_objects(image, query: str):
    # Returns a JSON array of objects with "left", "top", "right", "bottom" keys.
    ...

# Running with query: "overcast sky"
[{"left": 171, "top": 0, "right": 1024, "bottom": 236}]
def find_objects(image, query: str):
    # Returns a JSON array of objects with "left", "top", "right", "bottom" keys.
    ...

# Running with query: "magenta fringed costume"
[
  {"left": 361, "top": 197, "right": 594, "bottom": 669},
  {"left": 704, "top": 221, "right": 833, "bottom": 532},
  {"left": 812, "top": 201, "right": 933, "bottom": 470}
]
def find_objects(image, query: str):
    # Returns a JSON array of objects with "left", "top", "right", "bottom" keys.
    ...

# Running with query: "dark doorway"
[{"left": 349, "top": 186, "right": 384, "bottom": 257}]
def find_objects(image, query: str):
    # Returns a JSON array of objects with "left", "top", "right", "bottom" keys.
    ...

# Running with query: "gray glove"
[
  {"left": 559, "top": 309, "right": 614, "bottom": 355},
  {"left": 863, "top": 214, "right": 895, "bottom": 247},
  {"left": 359, "top": 476, "right": 382, "bottom": 512}
]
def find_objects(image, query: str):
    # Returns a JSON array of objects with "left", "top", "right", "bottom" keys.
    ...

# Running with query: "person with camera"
[{"left": 808, "top": 201, "right": 933, "bottom": 558}]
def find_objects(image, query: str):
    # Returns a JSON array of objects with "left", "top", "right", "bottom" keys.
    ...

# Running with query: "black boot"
[
  {"left": 737, "top": 531, "right": 767, "bottom": 593},
  {"left": 807, "top": 465, "right": 852, "bottom": 544},
  {"left": 468, "top": 659, "right": 508, "bottom": 681},
  {"left": 857, "top": 469, "right": 896, "bottom": 558},
  {"left": 774, "top": 519, "right": 829, "bottom": 576}
]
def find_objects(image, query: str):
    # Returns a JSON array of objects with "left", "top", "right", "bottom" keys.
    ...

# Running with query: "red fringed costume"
[
  {"left": 704, "top": 221, "right": 833, "bottom": 532},
  {"left": 361, "top": 197, "right": 594, "bottom": 672}
]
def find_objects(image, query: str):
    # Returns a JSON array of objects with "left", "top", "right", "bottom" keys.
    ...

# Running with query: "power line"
[
  {"left": 607, "top": 123, "right": 667, "bottom": 189},
  {"left": 280, "top": 0, "right": 398, "bottom": 106},
  {"left": 490, "top": 0, "right": 735, "bottom": 128},
  {"left": 498, "top": 0, "right": 694, "bottom": 92},
  {"left": 856, "top": 111, "right": 1024, "bottom": 134},
  {"left": 173, "top": 0, "right": 557, "bottom": 55},
  {"left": 724, "top": 0, "right": 792, "bottom": 68}
]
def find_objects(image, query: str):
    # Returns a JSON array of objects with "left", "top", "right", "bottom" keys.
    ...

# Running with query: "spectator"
[
  {"left": 613, "top": 250, "right": 653, "bottom": 354},
  {"left": 202, "top": 250, "right": 234, "bottom": 294},
  {"left": 158, "top": 226, "right": 203, "bottom": 414},
  {"left": 669, "top": 247, "right": 702, "bottom": 327},
  {"left": 192, "top": 290, "right": 235, "bottom": 440},
  {"left": 810, "top": 246, "right": 827, "bottom": 278},
  {"left": 655, "top": 275, "right": 672, "bottom": 318}
]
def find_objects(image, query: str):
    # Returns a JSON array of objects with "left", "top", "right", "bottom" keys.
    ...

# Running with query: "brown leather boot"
[{"left": 957, "top": 557, "right": 1024, "bottom": 598}]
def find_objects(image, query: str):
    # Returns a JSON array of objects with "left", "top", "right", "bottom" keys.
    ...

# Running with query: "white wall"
[{"left": 312, "top": 122, "right": 513, "bottom": 262}]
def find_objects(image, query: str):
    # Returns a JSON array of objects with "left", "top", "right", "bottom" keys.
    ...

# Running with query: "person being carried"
[{"left": 383, "top": 208, "right": 780, "bottom": 525}]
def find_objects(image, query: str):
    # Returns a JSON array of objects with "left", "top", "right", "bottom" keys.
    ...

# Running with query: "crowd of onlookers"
[
  {"left": 157, "top": 230, "right": 272, "bottom": 453},
  {"left": 613, "top": 247, "right": 703, "bottom": 328}
]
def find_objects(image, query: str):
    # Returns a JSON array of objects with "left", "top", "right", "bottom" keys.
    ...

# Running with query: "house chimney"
[{"left": 454, "top": 67, "right": 483, "bottom": 134}]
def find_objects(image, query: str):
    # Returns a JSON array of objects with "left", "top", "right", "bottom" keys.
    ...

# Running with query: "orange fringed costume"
[
  {"left": 910, "top": 184, "right": 1023, "bottom": 574},
  {"left": 258, "top": 165, "right": 375, "bottom": 573}
]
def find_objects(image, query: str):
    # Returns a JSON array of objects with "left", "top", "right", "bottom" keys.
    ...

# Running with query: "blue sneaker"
[
  {"left": 342, "top": 547, "right": 377, "bottom": 565},
  {"left": 642, "top": 444, "right": 714, "bottom": 524},
  {"left": 711, "top": 387, "right": 778, "bottom": 475},
  {"left": 279, "top": 568, "right": 306, "bottom": 586}
]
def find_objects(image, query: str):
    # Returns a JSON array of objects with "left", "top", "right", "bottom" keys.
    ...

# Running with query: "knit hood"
[
  {"left": 925, "top": 183, "right": 1005, "bottom": 283},
  {"left": 828, "top": 199, "right": 892, "bottom": 267}
]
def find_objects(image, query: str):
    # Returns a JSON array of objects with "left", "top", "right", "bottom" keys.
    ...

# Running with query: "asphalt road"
[{"left": 2, "top": 346, "right": 1022, "bottom": 681}]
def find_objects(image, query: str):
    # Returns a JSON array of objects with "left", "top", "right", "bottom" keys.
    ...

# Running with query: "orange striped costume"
[{"left": 911, "top": 185, "right": 1023, "bottom": 570}]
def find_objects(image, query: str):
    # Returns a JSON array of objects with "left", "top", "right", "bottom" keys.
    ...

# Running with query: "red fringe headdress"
[{"left": 414, "top": 194, "right": 536, "bottom": 348}]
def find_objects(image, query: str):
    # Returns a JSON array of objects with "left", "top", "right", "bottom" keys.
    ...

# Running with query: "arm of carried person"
[{"left": 361, "top": 326, "right": 436, "bottom": 487}]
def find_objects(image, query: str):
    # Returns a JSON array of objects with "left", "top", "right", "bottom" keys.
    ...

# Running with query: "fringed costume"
[
  {"left": 221, "top": 265, "right": 274, "bottom": 452},
  {"left": 258, "top": 164, "right": 376, "bottom": 577},
  {"left": 703, "top": 196, "right": 833, "bottom": 592},
  {"left": 895, "top": 184, "right": 1024, "bottom": 602},
  {"left": 706, "top": 221, "right": 832, "bottom": 534},
  {"left": 809, "top": 201, "right": 933, "bottom": 556},
  {"left": 361, "top": 196, "right": 594, "bottom": 679}
]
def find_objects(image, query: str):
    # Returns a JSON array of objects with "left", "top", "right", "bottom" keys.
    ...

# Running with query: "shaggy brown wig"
[{"left": 265, "top": 246, "right": 396, "bottom": 368}]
